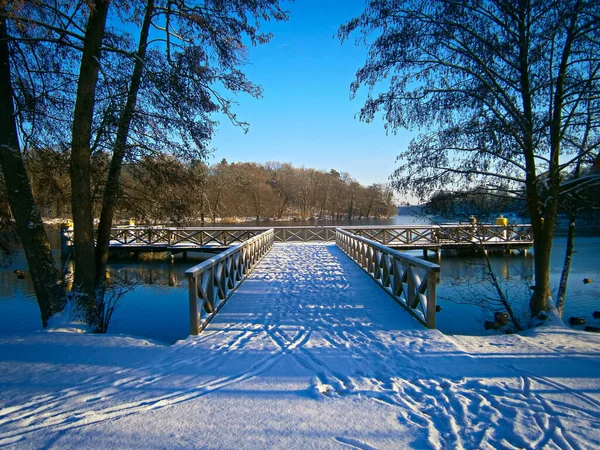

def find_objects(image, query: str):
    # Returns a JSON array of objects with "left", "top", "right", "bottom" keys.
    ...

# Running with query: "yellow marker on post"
[{"left": 496, "top": 215, "right": 508, "bottom": 226}]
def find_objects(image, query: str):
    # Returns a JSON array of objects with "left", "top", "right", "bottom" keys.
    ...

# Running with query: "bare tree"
[
  {"left": 340, "top": 0, "right": 600, "bottom": 322},
  {"left": 2, "top": 0, "right": 289, "bottom": 330},
  {"left": 0, "top": 7, "right": 66, "bottom": 325}
]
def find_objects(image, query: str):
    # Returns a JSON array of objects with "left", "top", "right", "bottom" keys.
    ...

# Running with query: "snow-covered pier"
[{"left": 186, "top": 229, "right": 440, "bottom": 334}]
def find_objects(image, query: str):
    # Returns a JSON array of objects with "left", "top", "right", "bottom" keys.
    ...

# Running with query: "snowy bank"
[{"left": 1, "top": 243, "right": 599, "bottom": 449}]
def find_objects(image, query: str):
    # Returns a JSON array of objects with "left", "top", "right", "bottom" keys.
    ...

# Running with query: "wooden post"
[
  {"left": 189, "top": 275, "right": 199, "bottom": 335},
  {"left": 407, "top": 265, "right": 416, "bottom": 307},
  {"left": 393, "top": 259, "right": 402, "bottom": 296},
  {"left": 206, "top": 267, "right": 215, "bottom": 313},
  {"left": 426, "top": 271, "right": 437, "bottom": 329},
  {"left": 423, "top": 249, "right": 427, "bottom": 258},
  {"left": 60, "top": 224, "right": 72, "bottom": 260}
]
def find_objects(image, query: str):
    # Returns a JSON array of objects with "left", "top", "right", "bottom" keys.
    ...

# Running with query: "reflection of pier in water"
[
  {"left": 62, "top": 259, "right": 186, "bottom": 291},
  {"left": 115, "top": 265, "right": 181, "bottom": 286}
]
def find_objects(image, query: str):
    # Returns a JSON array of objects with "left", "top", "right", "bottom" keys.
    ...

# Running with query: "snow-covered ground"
[{"left": 1, "top": 243, "right": 599, "bottom": 449}]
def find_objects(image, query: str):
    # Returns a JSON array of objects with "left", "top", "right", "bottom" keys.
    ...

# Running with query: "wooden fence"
[
  {"left": 346, "top": 224, "right": 532, "bottom": 248},
  {"left": 61, "top": 224, "right": 532, "bottom": 257},
  {"left": 335, "top": 228, "right": 440, "bottom": 329},
  {"left": 185, "top": 229, "right": 275, "bottom": 335}
]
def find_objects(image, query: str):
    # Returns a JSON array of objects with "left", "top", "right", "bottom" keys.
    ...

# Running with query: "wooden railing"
[
  {"left": 348, "top": 224, "right": 532, "bottom": 248},
  {"left": 108, "top": 227, "right": 267, "bottom": 247},
  {"left": 60, "top": 224, "right": 533, "bottom": 256},
  {"left": 276, "top": 227, "right": 337, "bottom": 242},
  {"left": 185, "top": 229, "right": 275, "bottom": 335},
  {"left": 335, "top": 228, "right": 440, "bottom": 329}
]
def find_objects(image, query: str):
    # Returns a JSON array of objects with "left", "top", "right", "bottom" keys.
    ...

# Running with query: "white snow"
[{"left": 0, "top": 243, "right": 599, "bottom": 449}]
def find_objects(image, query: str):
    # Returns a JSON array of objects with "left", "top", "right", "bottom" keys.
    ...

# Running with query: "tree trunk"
[
  {"left": 95, "top": 0, "right": 153, "bottom": 283},
  {"left": 556, "top": 214, "right": 576, "bottom": 315},
  {"left": 277, "top": 197, "right": 288, "bottom": 219},
  {"left": 71, "top": 0, "right": 109, "bottom": 298},
  {"left": 531, "top": 222, "right": 554, "bottom": 315},
  {"left": 516, "top": 3, "right": 552, "bottom": 317},
  {"left": 0, "top": 13, "right": 66, "bottom": 325},
  {"left": 530, "top": 11, "right": 577, "bottom": 317}
]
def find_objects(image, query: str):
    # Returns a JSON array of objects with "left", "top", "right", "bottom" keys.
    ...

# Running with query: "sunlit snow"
[{"left": 0, "top": 243, "right": 598, "bottom": 449}]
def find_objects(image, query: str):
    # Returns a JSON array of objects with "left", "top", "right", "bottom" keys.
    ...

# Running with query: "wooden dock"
[
  {"left": 185, "top": 229, "right": 440, "bottom": 333},
  {"left": 60, "top": 223, "right": 533, "bottom": 258},
  {"left": 58, "top": 224, "right": 531, "bottom": 332}
]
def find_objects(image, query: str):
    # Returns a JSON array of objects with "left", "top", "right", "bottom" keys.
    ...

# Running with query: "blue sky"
[{"left": 210, "top": 0, "right": 416, "bottom": 187}]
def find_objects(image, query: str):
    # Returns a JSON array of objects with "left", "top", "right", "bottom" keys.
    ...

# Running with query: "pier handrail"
[
  {"left": 61, "top": 223, "right": 533, "bottom": 253},
  {"left": 335, "top": 228, "right": 440, "bottom": 329},
  {"left": 185, "top": 228, "right": 275, "bottom": 335}
]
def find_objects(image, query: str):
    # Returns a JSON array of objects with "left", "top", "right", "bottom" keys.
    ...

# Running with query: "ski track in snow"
[{"left": 1, "top": 243, "right": 599, "bottom": 449}]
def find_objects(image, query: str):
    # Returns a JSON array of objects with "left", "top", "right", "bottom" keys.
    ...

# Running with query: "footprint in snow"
[{"left": 335, "top": 436, "right": 379, "bottom": 450}]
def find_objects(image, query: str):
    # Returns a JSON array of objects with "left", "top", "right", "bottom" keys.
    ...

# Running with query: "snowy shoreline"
[
  {"left": 1, "top": 322, "right": 599, "bottom": 449},
  {"left": 1, "top": 243, "right": 599, "bottom": 449}
]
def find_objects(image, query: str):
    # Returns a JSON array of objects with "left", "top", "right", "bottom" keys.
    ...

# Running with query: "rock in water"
[
  {"left": 13, "top": 270, "right": 25, "bottom": 279},
  {"left": 495, "top": 312, "right": 510, "bottom": 325},
  {"left": 484, "top": 321, "right": 502, "bottom": 330},
  {"left": 583, "top": 278, "right": 592, "bottom": 284},
  {"left": 569, "top": 317, "right": 586, "bottom": 326}
]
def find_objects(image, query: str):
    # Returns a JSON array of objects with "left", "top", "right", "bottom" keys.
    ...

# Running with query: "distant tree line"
[
  {"left": 423, "top": 188, "right": 524, "bottom": 221},
  {"left": 424, "top": 172, "right": 600, "bottom": 223},
  {"left": 15, "top": 151, "right": 396, "bottom": 225}
]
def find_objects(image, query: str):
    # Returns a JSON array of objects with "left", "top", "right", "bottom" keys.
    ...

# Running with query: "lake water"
[{"left": 0, "top": 216, "right": 598, "bottom": 343}]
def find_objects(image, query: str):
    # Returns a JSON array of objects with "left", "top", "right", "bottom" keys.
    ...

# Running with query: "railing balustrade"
[
  {"left": 185, "top": 229, "right": 275, "bottom": 335},
  {"left": 335, "top": 228, "right": 440, "bottom": 329},
  {"left": 61, "top": 224, "right": 533, "bottom": 255},
  {"left": 349, "top": 224, "right": 532, "bottom": 248}
]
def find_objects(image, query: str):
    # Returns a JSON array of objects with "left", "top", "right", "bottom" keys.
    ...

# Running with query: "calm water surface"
[{"left": 0, "top": 216, "right": 598, "bottom": 343}]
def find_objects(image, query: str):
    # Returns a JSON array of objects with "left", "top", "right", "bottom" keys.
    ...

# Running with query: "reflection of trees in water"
[
  {"left": 439, "top": 253, "right": 535, "bottom": 329},
  {"left": 0, "top": 270, "right": 36, "bottom": 300},
  {"left": 440, "top": 253, "right": 534, "bottom": 282}
]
